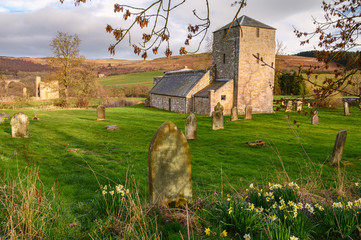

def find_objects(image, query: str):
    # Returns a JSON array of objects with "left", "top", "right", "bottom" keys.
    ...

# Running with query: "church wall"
[
  {"left": 194, "top": 97, "right": 210, "bottom": 116},
  {"left": 213, "top": 79, "right": 234, "bottom": 115},
  {"left": 150, "top": 94, "right": 187, "bottom": 113}
]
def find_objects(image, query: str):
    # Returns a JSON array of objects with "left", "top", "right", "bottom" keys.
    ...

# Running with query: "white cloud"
[{"left": 0, "top": 0, "right": 328, "bottom": 59}]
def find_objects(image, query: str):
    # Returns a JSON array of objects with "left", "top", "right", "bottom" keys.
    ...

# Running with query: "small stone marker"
[
  {"left": 281, "top": 101, "right": 285, "bottom": 107},
  {"left": 212, "top": 102, "right": 224, "bottom": 130},
  {"left": 331, "top": 130, "right": 347, "bottom": 166},
  {"left": 10, "top": 112, "right": 29, "bottom": 138},
  {"left": 230, "top": 107, "right": 238, "bottom": 121},
  {"left": 148, "top": 121, "right": 192, "bottom": 206},
  {"left": 185, "top": 112, "right": 197, "bottom": 140},
  {"left": 97, "top": 105, "right": 106, "bottom": 121},
  {"left": 296, "top": 101, "right": 303, "bottom": 111},
  {"left": 285, "top": 101, "right": 293, "bottom": 112},
  {"left": 245, "top": 105, "right": 252, "bottom": 120},
  {"left": 105, "top": 125, "right": 119, "bottom": 131},
  {"left": 307, "top": 103, "right": 311, "bottom": 108},
  {"left": 23, "top": 87, "right": 27, "bottom": 97},
  {"left": 312, "top": 111, "right": 319, "bottom": 125},
  {"left": 344, "top": 102, "right": 350, "bottom": 116}
]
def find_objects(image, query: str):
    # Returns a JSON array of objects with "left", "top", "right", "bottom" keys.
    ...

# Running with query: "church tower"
[{"left": 212, "top": 15, "right": 276, "bottom": 114}]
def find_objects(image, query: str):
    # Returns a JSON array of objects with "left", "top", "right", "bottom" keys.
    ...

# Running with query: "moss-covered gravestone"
[
  {"left": 245, "top": 105, "right": 252, "bottom": 120},
  {"left": 230, "top": 107, "right": 238, "bottom": 121},
  {"left": 97, "top": 105, "right": 106, "bottom": 121},
  {"left": 344, "top": 102, "right": 350, "bottom": 116},
  {"left": 185, "top": 113, "right": 197, "bottom": 140},
  {"left": 148, "top": 121, "right": 192, "bottom": 206},
  {"left": 10, "top": 112, "right": 29, "bottom": 138},
  {"left": 212, "top": 102, "right": 224, "bottom": 130},
  {"left": 296, "top": 101, "right": 303, "bottom": 111},
  {"left": 331, "top": 130, "right": 347, "bottom": 166},
  {"left": 285, "top": 101, "right": 293, "bottom": 112}
]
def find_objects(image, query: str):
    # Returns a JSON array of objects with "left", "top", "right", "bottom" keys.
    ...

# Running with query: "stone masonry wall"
[
  {"left": 150, "top": 94, "right": 187, "bottom": 113},
  {"left": 213, "top": 79, "right": 234, "bottom": 115},
  {"left": 194, "top": 97, "right": 210, "bottom": 116}
]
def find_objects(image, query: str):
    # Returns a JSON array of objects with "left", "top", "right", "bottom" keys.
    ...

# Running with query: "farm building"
[{"left": 149, "top": 15, "right": 276, "bottom": 116}]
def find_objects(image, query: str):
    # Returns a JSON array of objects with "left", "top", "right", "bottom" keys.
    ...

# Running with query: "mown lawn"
[
  {"left": 1, "top": 104, "right": 360, "bottom": 205},
  {"left": 98, "top": 71, "right": 164, "bottom": 87}
]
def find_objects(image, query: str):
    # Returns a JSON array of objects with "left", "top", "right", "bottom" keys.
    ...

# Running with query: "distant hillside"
[{"left": 0, "top": 53, "right": 340, "bottom": 77}]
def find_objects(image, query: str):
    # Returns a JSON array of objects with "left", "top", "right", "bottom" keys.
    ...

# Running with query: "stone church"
[{"left": 149, "top": 15, "right": 276, "bottom": 116}]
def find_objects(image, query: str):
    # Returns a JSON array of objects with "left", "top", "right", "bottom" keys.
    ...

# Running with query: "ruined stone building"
[
  {"left": 35, "top": 76, "right": 59, "bottom": 100},
  {"left": 149, "top": 16, "right": 276, "bottom": 116}
]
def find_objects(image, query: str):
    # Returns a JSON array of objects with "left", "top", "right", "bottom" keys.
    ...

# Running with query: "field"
[
  {"left": 98, "top": 71, "right": 163, "bottom": 87},
  {"left": 1, "top": 104, "right": 361, "bottom": 238}
]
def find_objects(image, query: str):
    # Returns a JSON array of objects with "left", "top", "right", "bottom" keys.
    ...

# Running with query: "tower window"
[
  {"left": 256, "top": 28, "right": 260, "bottom": 38},
  {"left": 223, "top": 54, "right": 226, "bottom": 64},
  {"left": 221, "top": 95, "right": 226, "bottom": 100}
]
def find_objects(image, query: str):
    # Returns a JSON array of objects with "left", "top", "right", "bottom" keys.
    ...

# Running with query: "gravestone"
[
  {"left": 331, "top": 130, "right": 347, "bottom": 166},
  {"left": 148, "top": 121, "right": 192, "bottom": 206},
  {"left": 105, "top": 125, "right": 119, "bottom": 131},
  {"left": 285, "top": 101, "right": 293, "bottom": 112},
  {"left": 185, "top": 113, "right": 197, "bottom": 140},
  {"left": 97, "top": 105, "right": 106, "bottom": 121},
  {"left": 212, "top": 102, "right": 224, "bottom": 130},
  {"left": 344, "top": 102, "right": 350, "bottom": 116},
  {"left": 296, "top": 101, "right": 303, "bottom": 111},
  {"left": 245, "top": 105, "right": 252, "bottom": 120},
  {"left": 230, "top": 107, "right": 238, "bottom": 121},
  {"left": 312, "top": 111, "right": 319, "bottom": 125},
  {"left": 307, "top": 103, "right": 311, "bottom": 108},
  {"left": 281, "top": 101, "right": 285, "bottom": 107},
  {"left": 23, "top": 87, "right": 27, "bottom": 97},
  {"left": 10, "top": 113, "right": 29, "bottom": 138}
]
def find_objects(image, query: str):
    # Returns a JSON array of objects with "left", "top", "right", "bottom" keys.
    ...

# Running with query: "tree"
[
  {"left": 72, "top": 63, "right": 98, "bottom": 108},
  {"left": 49, "top": 32, "right": 82, "bottom": 107},
  {"left": 275, "top": 39, "right": 287, "bottom": 55},
  {"left": 61, "top": 0, "right": 247, "bottom": 59},
  {"left": 294, "top": 0, "right": 361, "bottom": 102}
]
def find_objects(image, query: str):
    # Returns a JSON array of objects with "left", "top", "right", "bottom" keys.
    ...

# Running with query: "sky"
[{"left": 0, "top": 0, "right": 326, "bottom": 60}]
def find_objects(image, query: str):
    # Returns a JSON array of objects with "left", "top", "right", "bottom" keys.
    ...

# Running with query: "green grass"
[
  {"left": 1, "top": 104, "right": 361, "bottom": 238},
  {"left": 99, "top": 71, "right": 164, "bottom": 87}
]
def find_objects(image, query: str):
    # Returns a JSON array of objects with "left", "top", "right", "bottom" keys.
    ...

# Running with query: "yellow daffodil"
[
  {"left": 204, "top": 228, "right": 211, "bottom": 236},
  {"left": 221, "top": 230, "right": 227, "bottom": 237}
]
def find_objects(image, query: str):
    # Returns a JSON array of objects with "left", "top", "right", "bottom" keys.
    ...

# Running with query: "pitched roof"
[
  {"left": 194, "top": 79, "right": 232, "bottom": 97},
  {"left": 149, "top": 69, "right": 207, "bottom": 97},
  {"left": 215, "top": 15, "right": 275, "bottom": 32}
]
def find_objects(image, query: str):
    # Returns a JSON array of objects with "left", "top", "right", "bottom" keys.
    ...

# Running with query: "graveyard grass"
[{"left": 1, "top": 104, "right": 361, "bottom": 238}]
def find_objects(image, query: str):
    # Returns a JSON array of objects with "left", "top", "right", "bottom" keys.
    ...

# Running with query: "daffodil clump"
[
  {"left": 96, "top": 183, "right": 130, "bottom": 217},
  {"left": 201, "top": 182, "right": 361, "bottom": 239}
]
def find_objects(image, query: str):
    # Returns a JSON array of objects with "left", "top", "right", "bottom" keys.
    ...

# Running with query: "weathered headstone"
[
  {"left": 296, "top": 101, "right": 303, "bottom": 111},
  {"left": 10, "top": 113, "right": 29, "bottom": 138},
  {"left": 23, "top": 87, "right": 27, "bottom": 97},
  {"left": 230, "top": 107, "right": 238, "bottom": 121},
  {"left": 281, "top": 101, "right": 285, "bottom": 107},
  {"left": 148, "top": 121, "right": 192, "bottom": 206},
  {"left": 307, "top": 103, "right": 311, "bottom": 108},
  {"left": 311, "top": 111, "right": 319, "bottom": 125},
  {"left": 212, "top": 102, "right": 224, "bottom": 130},
  {"left": 105, "top": 125, "right": 119, "bottom": 131},
  {"left": 245, "top": 105, "right": 252, "bottom": 120},
  {"left": 331, "top": 130, "right": 347, "bottom": 166},
  {"left": 185, "top": 113, "right": 197, "bottom": 140},
  {"left": 344, "top": 102, "right": 350, "bottom": 116},
  {"left": 285, "top": 101, "right": 293, "bottom": 112},
  {"left": 97, "top": 105, "right": 106, "bottom": 121}
]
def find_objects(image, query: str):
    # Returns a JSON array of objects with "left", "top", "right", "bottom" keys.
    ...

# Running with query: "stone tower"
[{"left": 212, "top": 15, "right": 276, "bottom": 114}]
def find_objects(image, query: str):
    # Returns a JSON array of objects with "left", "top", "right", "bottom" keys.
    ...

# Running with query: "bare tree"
[
  {"left": 276, "top": 39, "right": 287, "bottom": 55},
  {"left": 49, "top": 32, "right": 82, "bottom": 107}
]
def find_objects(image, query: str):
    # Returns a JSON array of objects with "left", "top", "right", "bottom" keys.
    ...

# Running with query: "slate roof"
[
  {"left": 194, "top": 79, "right": 232, "bottom": 98},
  {"left": 215, "top": 15, "right": 275, "bottom": 32},
  {"left": 149, "top": 69, "right": 207, "bottom": 97}
]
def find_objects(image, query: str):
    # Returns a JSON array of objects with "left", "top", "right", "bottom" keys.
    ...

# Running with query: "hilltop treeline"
[
  {"left": 295, "top": 50, "right": 360, "bottom": 67},
  {"left": 0, "top": 57, "right": 50, "bottom": 76}
]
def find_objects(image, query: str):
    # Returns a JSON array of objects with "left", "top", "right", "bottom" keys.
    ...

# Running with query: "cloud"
[{"left": 0, "top": 0, "right": 327, "bottom": 59}]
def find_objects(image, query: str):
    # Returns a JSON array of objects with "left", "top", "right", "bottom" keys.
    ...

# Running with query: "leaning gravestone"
[
  {"left": 296, "top": 101, "right": 303, "bottom": 111},
  {"left": 230, "top": 107, "right": 238, "bottom": 121},
  {"left": 97, "top": 105, "right": 106, "bottom": 121},
  {"left": 286, "top": 101, "right": 293, "bottom": 112},
  {"left": 344, "top": 102, "right": 350, "bottom": 116},
  {"left": 148, "top": 121, "right": 192, "bottom": 206},
  {"left": 245, "top": 105, "right": 252, "bottom": 120},
  {"left": 185, "top": 113, "right": 197, "bottom": 140},
  {"left": 10, "top": 113, "right": 29, "bottom": 138},
  {"left": 212, "top": 102, "right": 224, "bottom": 130},
  {"left": 312, "top": 111, "right": 319, "bottom": 125},
  {"left": 331, "top": 130, "right": 347, "bottom": 166}
]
